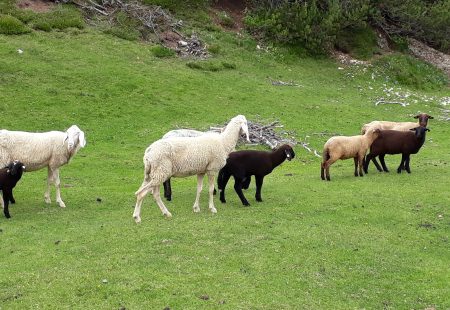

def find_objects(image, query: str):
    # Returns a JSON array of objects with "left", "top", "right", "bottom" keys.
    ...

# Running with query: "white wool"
[
  {"left": 0, "top": 125, "right": 86, "bottom": 207},
  {"left": 133, "top": 115, "right": 249, "bottom": 222},
  {"left": 361, "top": 121, "right": 418, "bottom": 134}
]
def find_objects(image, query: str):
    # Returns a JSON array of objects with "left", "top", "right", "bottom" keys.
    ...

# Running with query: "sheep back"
[
  {"left": 144, "top": 134, "right": 228, "bottom": 179},
  {"left": 324, "top": 136, "right": 368, "bottom": 160},
  {"left": 369, "top": 130, "right": 423, "bottom": 155},
  {"left": 0, "top": 130, "right": 71, "bottom": 171}
]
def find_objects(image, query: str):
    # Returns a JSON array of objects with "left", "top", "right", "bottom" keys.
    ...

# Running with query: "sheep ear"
[
  {"left": 425, "top": 128, "right": 430, "bottom": 132},
  {"left": 409, "top": 128, "right": 416, "bottom": 131},
  {"left": 78, "top": 131, "right": 86, "bottom": 148},
  {"left": 428, "top": 116, "right": 434, "bottom": 119},
  {"left": 413, "top": 115, "right": 419, "bottom": 119},
  {"left": 63, "top": 133, "right": 69, "bottom": 145}
]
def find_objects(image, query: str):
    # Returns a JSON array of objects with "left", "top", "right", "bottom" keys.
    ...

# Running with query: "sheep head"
[
  {"left": 63, "top": 125, "right": 87, "bottom": 151},
  {"left": 6, "top": 160, "right": 26, "bottom": 176},
  {"left": 410, "top": 126, "right": 430, "bottom": 138},
  {"left": 414, "top": 113, "right": 434, "bottom": 127},
  {"left": 234, "top": 115, "right": 250, "bottom": 142}
]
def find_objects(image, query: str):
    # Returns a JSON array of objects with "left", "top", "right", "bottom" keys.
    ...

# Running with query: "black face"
[
  {"left": 410, "top": 126, "right": 430, "bottom": 138},
  {"left": 284, "top": 147, "right": 295, "bottom": 161},
  {"left": 7, "top": 161, "right": 26, "bottom": 176}
]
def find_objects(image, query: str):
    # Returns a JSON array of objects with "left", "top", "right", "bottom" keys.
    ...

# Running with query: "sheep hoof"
[
  {"left": 256, "top": 198, "right": 262, "bottom": 202},
  {"left": 193, "top": 206, "right": 200, "bottom": 213},
  {"left": 209, "top": 207, "right": 217, "bottom": 214},
  {"left": 45, "top": 197, "right": 51, "bottom": 204},
  {"left": 58, "top": 201, "right": 66, "bottom": 208},
  {"left": 133, "top": 216, "right": 141, "bottom": 223},
  {"left": 164, "top": 212, "right": 172, "bottom": 218},
  {"left": 243, "top": 202, "right": 250, "bottom": 207}
]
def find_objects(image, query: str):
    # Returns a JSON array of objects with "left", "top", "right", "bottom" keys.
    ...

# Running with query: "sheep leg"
[
  {"left": 133, "top": 182, "right": 150, "bottom": 223},
  {"left": 2, "top": 190, "right": 11, "bottom": 219},
  {"left": 397, "top": 154, "right": 407, "bottom": 174},
  {"left": 323, "top": 158, "right": 336, "bottom": 181},
  {"left": 219, "top": 171, "right": 232, "bottom": 203},
  {"left": 152, "top": 184, "right": 172, "bottom": 218},
  {"left": 371, "top": 157, "right": 383, "bottom": 172},
  {"left": 163, "top": 178, "right": 172, "bottom": 201},
  {"left": 405, "top": 155, "right": 411, "bottom": 173},
  {"left": 193, "top": 174, "right": 204, "bottom": 213},
  {"left": 9, "top": 193, "right": 15, "bottom": 204},
  {"left": 242, "top": 176, "right": 251, "bottom": 190},
  {"left": 379, "top": 154, "right": 389, "bottom": 172},
  {"left": 320, "top": 162, "right": 326, "bottom": 180},
  {"left": 45, "top": 167, "right": 53, "bottom": 204},
  {"left": 255, "top": 175, "right": 264, "bottom": 202},
  {"left": 207, "top": 172, "right": 217, "bottom": 214},
  {"left": 353, "top": 157, "right": 359, "bottom": 177},
  {"left": 358, "top": 154, "right": 365, "bottom": 177},
  {"left": 234, "top": 177, "right": 250, "bottom": 206},
  {"left": 53, "top": 169, "right": 66, "bottom": 208}
]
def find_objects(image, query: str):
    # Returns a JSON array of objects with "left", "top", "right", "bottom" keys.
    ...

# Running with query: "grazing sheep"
[
  {"left": 361, "top": 113, "right": 433, "bottom": 134},
  {"left": 133, "top": 115, "right": 250, "bottom": 222},
  {"left": 161, "top": 128, "right": 221, "bottom": 201},
  {"left": 364, "top": 127, "right": 430, "bottom": 174},
  {"left": 321, "top": 128, "right": 380, "bottom": 181},
  {"left": 0, "top": 125, "right": 86, "bottom": 208},
  {"left": 0, "top": 160, "right": 26, "bottom": 219},
  {"left": 218, "top": 144, "right": 295, "bottom": 206}
]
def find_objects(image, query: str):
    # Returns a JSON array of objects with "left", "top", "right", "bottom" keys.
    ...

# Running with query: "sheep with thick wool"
[
  {"left": 0, "top": 125, "right": 86, "bottom": 208},
  {"left": 161, "top": 128, "right": 222, "bottom": 201},
  {"left": 360, "top": 113, "right": 433, "bottom": 134},
  {"left": 321, "top": 128, "right": 380, "bottom": 181},
  {"left": 133, "top": 115, "right": 249, "bottom": 222}
]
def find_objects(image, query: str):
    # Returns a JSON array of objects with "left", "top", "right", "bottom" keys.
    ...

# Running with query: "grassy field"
[{"left": 0, "top": 20, "right": 449, "bottom": 309}]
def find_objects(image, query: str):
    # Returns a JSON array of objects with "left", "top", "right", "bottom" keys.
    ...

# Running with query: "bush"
[
  {"left": 217, "top": 11, "right": 234, "bottom": 28},
  {"left": 30, "top": 5, "right": 84, "bottom": 31},
  {"left": 335, "top": 25, "right": 379, "bottom": 60},
  {"left": 151, "top": 45, "right": 176, "bottom": 58},
  {"left": 186, "top": 61, "right": 237, "bottom": 71},
  {"left": 207, "top": 44, "right": 221, "bottom": 55},
  {"left": 0, "top": 14, "right": 31, "bottom": 35},
  {"left": 373, "top": 54, "right": 448, "bottom": 90}
]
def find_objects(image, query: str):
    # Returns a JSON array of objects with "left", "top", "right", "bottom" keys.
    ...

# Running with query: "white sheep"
[
  {"left": 321, "top": 128, "right": 380, "bottom": 181},
  {"left": 360, "top": 113, "right": 433, "bottom": 134},
  {"left": 161, "top": 128, "right": 222, "bottom": 201},
  {"left": 0, "top": 125, "right": 86, "bottom": 208},
  {"left": 133, "top": 115, "right": 249, "bottom": 222}
]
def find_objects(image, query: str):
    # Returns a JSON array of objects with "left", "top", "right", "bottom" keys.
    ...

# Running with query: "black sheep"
[
  {"left": 364, "top": 127, "right": 429, "bottom": 174},
  {"left": 218, "top": 144, "right": 295, "bottom": 206},
  {"left": 0, "top": 160, "right": 26, "bottom": 219}
]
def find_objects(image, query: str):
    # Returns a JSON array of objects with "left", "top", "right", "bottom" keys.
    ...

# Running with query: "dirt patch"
[
  {"left": 211, "top": 0, "right": 248, "bottom": 32},
  {"left": 408, "top": 38, "right": 450, "bottom": 78},
  {"left": 17, "top": 0, "right": 55, "bottom": 13}
]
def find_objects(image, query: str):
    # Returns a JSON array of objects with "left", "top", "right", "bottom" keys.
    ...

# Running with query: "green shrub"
[
  {"left": 30, "top": 5, "right": 84, "bottom": 31},
  {"left": 186, "top": 60, "right": 236, "bottom": 71},
  {"left": 151, "top": 45, "right": 176, "bottom": 58},
  {"left": 0, "top": 14, "right": 31, "bottom": 35},
  {"left": 207, "top": 44, "right": 221, "bottom": 55},
  {"left": 217, "top": 11, "right": 234, "bottom": 28},
  {"left": 104, "top": 26, "right": 140, "bottom": 41},
  {"left": 390, "top": 35, "right": 408, "bottom": 53},
  {"left": 373, "top": 54, "right": 448, "bottom": 90},
  {"left": 335, "top": 25, "right": 379, "bottom": 60}
]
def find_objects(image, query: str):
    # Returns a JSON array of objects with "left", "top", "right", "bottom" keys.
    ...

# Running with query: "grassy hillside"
[{"left": 0, "top": 10, "right": 449, "bottom": 310}]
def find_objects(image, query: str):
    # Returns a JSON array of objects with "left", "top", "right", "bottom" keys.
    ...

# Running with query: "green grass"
[
  {"left": 0, "top": 14, "right": 30, "bottom": 34},
  {"left": 0, "top": 22, "right": 449, "bottom": 310},
  {"left": 373, "top": 54, "right": 449, "bottom": 90}
]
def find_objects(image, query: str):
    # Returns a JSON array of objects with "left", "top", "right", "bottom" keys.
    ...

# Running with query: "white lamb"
[
  {"left": 133, "top": 115, "right": 250, "bottom": 222},
  {"left": 360, "top": 113, "right": 433, "bottom": 134},
  {"left": 321, "top": 128, "right": 380, "bottom": 181},
  {"left": 0, "top": 125, "right": 86, "bottom": 208}
]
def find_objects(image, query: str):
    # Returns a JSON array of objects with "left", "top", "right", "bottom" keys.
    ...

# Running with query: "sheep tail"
[{"left": 322, "top": 148, "right": 330, "bottom": 165}]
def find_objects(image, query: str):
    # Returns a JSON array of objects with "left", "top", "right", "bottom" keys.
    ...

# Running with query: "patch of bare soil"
[
  {"left": 408, "top": 38, "right": 450, "bottom": 78},
  {"left": 211, "top": 0, "right": 248, "bottom": 32},
  {"left": 17, "top": 0, "right": 55, "bottom": 13}
]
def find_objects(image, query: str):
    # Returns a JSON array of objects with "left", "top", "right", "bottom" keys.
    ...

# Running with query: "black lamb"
[
  {"left": 0, "top": 160, "right": 26, "bottom": 219},
  {"left": 364, "top": 127, "right": 429, "bottom": 174},
  {"left": 218, "top": 144, "right": 295, "bottom": 206}
]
